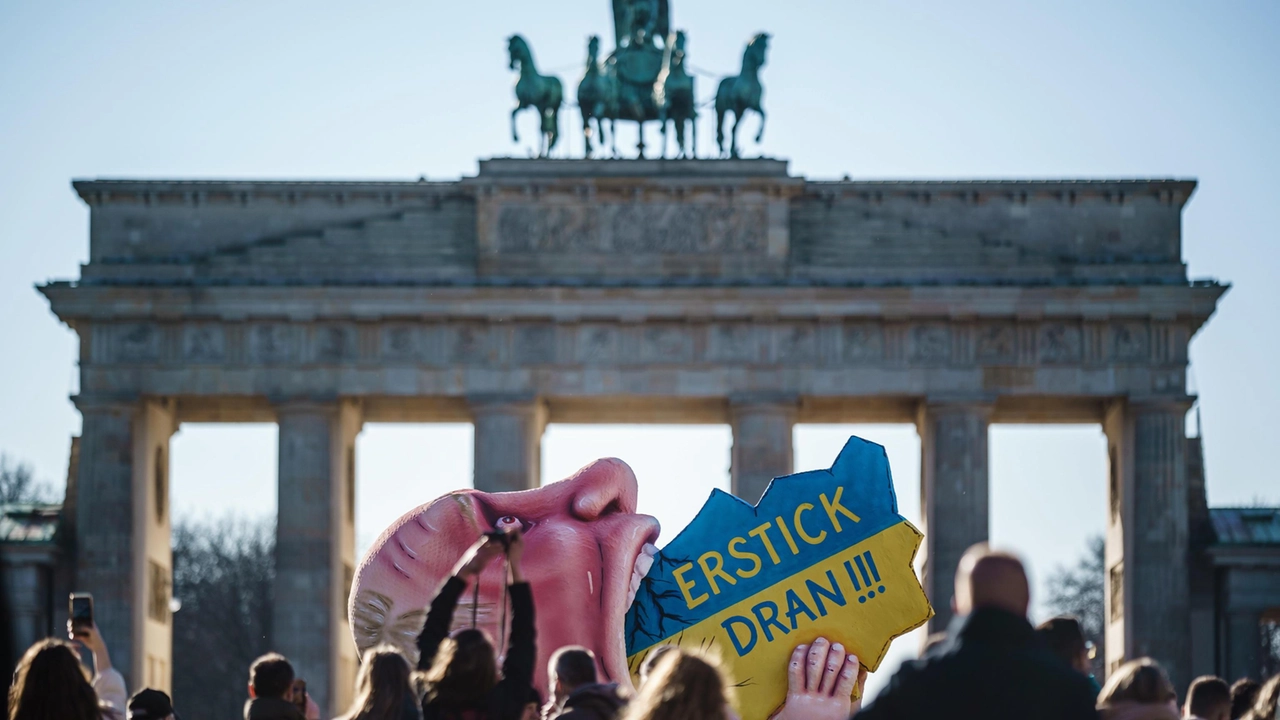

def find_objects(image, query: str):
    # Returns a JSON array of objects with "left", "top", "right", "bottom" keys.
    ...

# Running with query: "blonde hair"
[
  {"left": 1098, "top": 658, "right": 1176, "bottom": 707},
  {"left": 1240, "top": 673, "right": 1280, "bottom": 720},
  {"left": 620, "top": 649, "right": 730, "bottom": 720}
]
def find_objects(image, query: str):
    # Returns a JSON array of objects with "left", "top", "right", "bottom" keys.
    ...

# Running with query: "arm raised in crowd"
[
  {"left": 416, "top": 534, "right": 506, "bottom": 671},
  {"left": 498, "top": 530, "right": 535, "bottom": 689}
]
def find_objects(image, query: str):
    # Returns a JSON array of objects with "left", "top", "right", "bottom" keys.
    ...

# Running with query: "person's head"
[
  {"left": 1099, "top": 658, "right": 1177, "bottom": 709},
  {"left": 248, "top": 653, "right": 295, "bottom": 700},
  {"left": 1229, "top": 678, "right": 1260, "bottom": 720},
  {"left": 638, "top": 644, "right": 677, "bottom": 687},
  {"left": 7, "top": 638, "right": 103, "bottom": 720},
  {"left": 127, "top": 688, "right": 176, "bottom": 720},
  {"left": 1185, "top": 676, "right": 1231, "bottom": 720},
  {"left": 520, "top": 686, "right": 543, "bottom": 720},
  {"left": 953, "top": 544, "right": 1030, "bottom": 617},
  {"left": 340, "top": 646, "right": 413, "bottom": 720},
  {"left": 1242, "top": 674, "right": 1280, "bottom": 720},
  {"left": 423, "top": 628, "right": 498, "bottom": 710},
  {"left": 549, "top": 646, "right": 598, "bottom": 701},
  {"left": 621, "top": 649, "right": 729, "bottom": 720},
  {"left": 1036, "top": 616, "right": 1091, "bottom": 675}
]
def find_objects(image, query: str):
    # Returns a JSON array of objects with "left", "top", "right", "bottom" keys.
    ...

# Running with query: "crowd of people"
[{"left": 7, "top": 531, "right": 1280, "bottom": 720}]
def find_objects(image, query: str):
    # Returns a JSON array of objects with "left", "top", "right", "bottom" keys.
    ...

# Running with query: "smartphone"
[{"left": 69, "top": 592, "right": 94, "bottom": 633}]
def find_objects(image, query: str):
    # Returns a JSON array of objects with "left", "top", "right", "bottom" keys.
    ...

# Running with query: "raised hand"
[
  {"left": 504, "top": 529, "right": 526, "bottom": 583},
  {"left": 771, "top": 637, "right": 867, "bottom": 720},
  {"left": 451, "top": 534, "right": 506, "bottom": 579}
]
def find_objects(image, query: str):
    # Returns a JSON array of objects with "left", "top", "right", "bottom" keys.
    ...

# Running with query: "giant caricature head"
[{"left": 349, "top": 458, "right": 659, "bottom": 692}]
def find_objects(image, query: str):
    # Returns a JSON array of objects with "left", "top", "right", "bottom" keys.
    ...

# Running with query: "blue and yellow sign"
[{"left": 624, "top": 436, "right": 933, "bottom": 718}]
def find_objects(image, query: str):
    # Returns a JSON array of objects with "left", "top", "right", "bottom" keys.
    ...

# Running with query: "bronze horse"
[
  {"left": 507, "top": 34, "right": 563, "bottom": 157},
  {"left": 715, "top": 33, "right": 769, "bottom": 158},
  {"left": 655, "top": 31, "right": 696, "bottom": 158},
  {"left": 577, "top": 35, "right": 618, "bottom": 157}
]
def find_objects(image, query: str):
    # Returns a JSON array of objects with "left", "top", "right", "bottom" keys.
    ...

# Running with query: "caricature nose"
[{"left": 569, "top": 458, "right": 639, "bottom": 521}]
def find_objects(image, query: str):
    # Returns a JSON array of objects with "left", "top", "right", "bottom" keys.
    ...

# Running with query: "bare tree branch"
[{"left": 1044, "top": 534, "right": 1105, "bottom": 677}]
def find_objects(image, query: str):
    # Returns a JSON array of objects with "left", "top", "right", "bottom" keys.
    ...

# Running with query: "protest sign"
[{"left": 624, "top": 436, "right": 932, "bottom": 718}]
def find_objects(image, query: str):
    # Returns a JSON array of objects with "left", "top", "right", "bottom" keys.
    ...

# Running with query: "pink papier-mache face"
[{"left": 349, "top": 458, "right": 660, "bottom": 693}]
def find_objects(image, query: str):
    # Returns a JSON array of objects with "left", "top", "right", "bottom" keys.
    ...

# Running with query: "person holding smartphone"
[
  {"left": 416, "top": 528, "right": 534, "bottom": 720},
  {"left": 67, "top": 608, "right": 129, "bottom": 716}
]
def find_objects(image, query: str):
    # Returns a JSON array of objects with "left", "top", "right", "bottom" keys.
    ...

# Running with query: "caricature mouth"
[{"left": 598, "top": 521, "right": 661, "bottom": 687}]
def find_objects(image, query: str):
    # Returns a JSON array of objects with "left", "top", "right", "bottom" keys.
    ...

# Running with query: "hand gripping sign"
[{"left": 624, "top": 436, "right": 933, "bottom": 718}]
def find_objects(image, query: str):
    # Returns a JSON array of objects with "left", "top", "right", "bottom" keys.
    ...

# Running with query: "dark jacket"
[
  {"left": 857, "top": 607, "right": 1099, "bottom": 720},
  {"left": 243, "top": 696, "right": 306, "bottom": 720},
  {"left": 416, "top": 576, "right": 536, "bottom": 720},
  {"left": 550, "top": 684, "right": 628, "bottom": 720}
]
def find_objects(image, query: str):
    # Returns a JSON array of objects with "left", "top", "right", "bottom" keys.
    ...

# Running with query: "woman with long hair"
[
  {"left": 1240, "top": 674, "right": 1280, "bottom": 720},
  {"left": 1096, "top": 657, "right": 1179, "bottom": 720},
  {"left": 416, "top": 530, "right": 534, "bottom": 720},
  {"left": 619, "top": 649, "right": 732, "bottom": 720},
  {"left": 336, "top": 646, "right": 421, "bottom": 720},
  {"left": 7, "top": 634, "right": 124, "bottom": 720}
]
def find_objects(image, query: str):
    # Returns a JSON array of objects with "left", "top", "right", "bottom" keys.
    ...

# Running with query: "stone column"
[
  {"left": 470, "top": 394, "right": 547, "bottom": 492},
  {"left": 1103, "top": 399, "right": 1191, "bottom": 689},
  {"left": 72, "top": 397, "right": 176, "bottom": 691},
  {"left": 273, "top": 400, "right": 362, "bottom": 717},
  {"left": 1222, "top": 609, "right": 1261, "bottom": 683},
  {"left": 729, "top": 396, "right": 796, "bottom": 504},
  {"left": 917, "top": 401, "right": 990, "bottom": 631}
]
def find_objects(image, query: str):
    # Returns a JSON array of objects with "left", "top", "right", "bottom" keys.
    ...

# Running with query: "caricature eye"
[{"left": 495, "top": 515, "right": 522, "bottom": 532}]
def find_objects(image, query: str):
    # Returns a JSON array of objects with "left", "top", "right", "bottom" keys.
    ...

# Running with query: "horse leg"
[
  {"left": 511, "top": 105, "right": 521, "bottom": 144},
  {"left": 716, "top": 108, "right": 726, "bottom": 157},
  {"left": 731, "top": 111, "right": 743, "bottom": 158},
  {"left": 691, "top": 116, "right": 698, "bottom": 158},
  {"left": 755, "top": 107, "right": 766, "bottom": 143}
]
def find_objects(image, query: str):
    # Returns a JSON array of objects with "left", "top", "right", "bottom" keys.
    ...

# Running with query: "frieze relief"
[
  {"left": 94, "top": 319, "right": 1184, "bottom": 376},
  {"left": 975, "top": 324, "right": 1017, "bottom": 363},
  {"left": 842, "top": 323, "right": 884, "bottom": 363},
  {"left": 642, "top": 326, "right": 694, "bottom": 363},
  {"left": 709, "top": 324, "right": 760, "bottom": 363},
  {"left": 513, "top": 325, "right": 556, "bottom": 365},
  {"left": 183, "top": 324, "right": 226, "bottom": 363},
  {"left": 115, "top": 322, "right": 160, "bottom": 363},
  {"left": 313, "top": 324, "right": 358, "bottom": 363},
  {"left": 1111, "top": 322, "right": 1149, "bottom": 362},
  {"left": 248, "top": 324, "right": 296, "bottom": 364},
  {"left": 909, "top": 324, "right": 951, "bottom": 364},
  {"left": 1038, "top": 323, "right": 1082, "bottom": 364},
  {"left": 776, "top": 324, "right": 818, "bottom": 364},
  {"left": 495, "top": 201, "right": 767, "bottom": 254}
]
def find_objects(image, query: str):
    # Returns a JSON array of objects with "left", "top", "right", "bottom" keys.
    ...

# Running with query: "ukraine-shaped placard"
[{"left": 624, "top": 436, "right": 933, "bottom": 719}]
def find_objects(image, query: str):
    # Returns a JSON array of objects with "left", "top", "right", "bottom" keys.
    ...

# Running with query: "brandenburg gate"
[{"left": 40, "top": 158, "right": 1225, "bottom": 711}]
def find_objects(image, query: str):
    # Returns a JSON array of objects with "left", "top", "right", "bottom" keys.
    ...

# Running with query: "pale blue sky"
[{"left": 2, "top": 0, "right": 1277, "bottom": 697}]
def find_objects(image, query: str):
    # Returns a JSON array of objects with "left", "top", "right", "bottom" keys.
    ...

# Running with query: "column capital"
[
  {"left": 272, "top": 397, "right": 363, "bottom": 419},
  {"left": 728, "top": 392, "right": 800, "bottom": 411},
  {"left": 72, "top": 393, "right": 140, "bottom": 413},
  {"left": 1121, "top": 395, "right": 1195, "bottom": 415},
  {"left": 919, "top": 395, "right": 995, "bottom": 413},
  {"left": 467, "top": 392, "right": 547, "bottom": 417}
]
